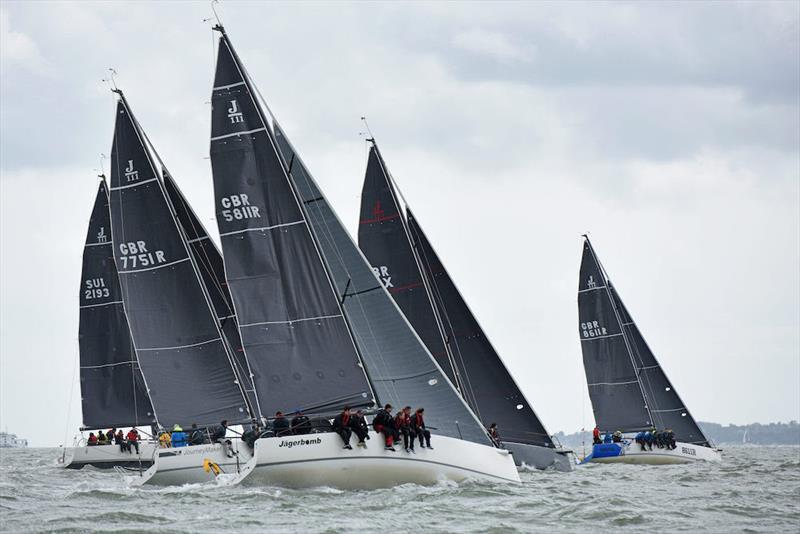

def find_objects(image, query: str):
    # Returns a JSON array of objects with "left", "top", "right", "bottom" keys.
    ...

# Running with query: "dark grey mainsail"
[
  {"left": 357, "top": 143, "right": 554, "bottom": 449},
  {"left": 578, "top": 238, "right": 652, "bottom": 432},
  {"left": 161, "top": 169, "right": 260, "bottom": 417},
  {"left": 79, "top": 179, "right": 154, "bottom": 430},
  {"left": 209, "top": 31, "right": 374, "bottom": 416},
  {"left": 578, "top": 237, "right": 711, "bottom": 446},
  {"left": 610, "top": 284, "right": 709, "bottom": 446},
  {"left": 109, "top": 94, "right": 251, "bottom": 427},
  {"left": 357, "top": 146, "right": 456, "bottom": 388}
]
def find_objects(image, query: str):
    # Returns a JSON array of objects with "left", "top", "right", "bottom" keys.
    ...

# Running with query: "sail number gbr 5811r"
[{"left": 118, "top": 241, "right": 166, "bottom": 269}]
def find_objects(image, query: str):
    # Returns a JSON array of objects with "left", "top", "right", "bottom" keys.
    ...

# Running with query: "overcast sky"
[{"left": 1, "top": 1, "right": 798, "bottom": 447}]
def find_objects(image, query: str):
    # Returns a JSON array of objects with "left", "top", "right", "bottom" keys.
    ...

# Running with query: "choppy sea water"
[{"left": 0, "top": 446, "right": 798, "bottom": 533}]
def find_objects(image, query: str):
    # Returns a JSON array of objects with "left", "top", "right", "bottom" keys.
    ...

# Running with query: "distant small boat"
[
  {"left": 0, "top": 431, "right": 28, "bottom": 448},
  {"left": 577, "top": 236, "right": 721, "bottom": 465}
]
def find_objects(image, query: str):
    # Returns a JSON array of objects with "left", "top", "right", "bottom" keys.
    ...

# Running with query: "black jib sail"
[
  {"left": 406, "top": 211, "right": 555, "bottom": 448},
  {"left": 610, "top": 284, "right": 709, "bottom": 446},
  {"left": 109, "top": 94, "right": 251, "bottom": 427},
  {"left": 79, "top": 179, "right": 154, "bottom": 430},
  {"left": 161, "top": 169, "right": 260, "bottom": 417},
  {"left": 578, "top": 236, "right": 710, "bottom": 446},
  {"left": 209, "top": 31, "right": 374, "bottom": 416},
  {"left": 358, "top": 143, "right": 554, "bottom": 448},
  {"left": 273, "top": 126, "right": 490, "bottom": 446}
]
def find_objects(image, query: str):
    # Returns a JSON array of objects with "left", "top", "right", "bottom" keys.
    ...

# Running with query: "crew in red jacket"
[{"left": 411, "top": 408, "right": 432, "bottom": 449}]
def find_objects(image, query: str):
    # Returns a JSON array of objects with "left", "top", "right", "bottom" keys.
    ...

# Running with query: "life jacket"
[
  {"left": 412, "top": 413, "right": 425, "bottom": 428},
  {"left": 395, "top": 413, "right": 409, "bottom": 429},
  {"left": 373, "top": 409, "right": 391, "bottom": 429},
  {"left": 126, "top": 431, "right": 138, "bottom": 441},
  {"left": 593, "top": 427, "right": 600, "bottom": 439}
]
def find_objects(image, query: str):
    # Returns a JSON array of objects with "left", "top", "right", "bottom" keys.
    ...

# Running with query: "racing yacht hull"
[
  {"left": 583, "top": 440, "right": 722, "bottom": 465},
  {"left": 60, "top": 442, "right": 158, "bottom": 469}
]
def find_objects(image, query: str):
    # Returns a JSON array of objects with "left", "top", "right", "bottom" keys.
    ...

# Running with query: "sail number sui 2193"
[{"left": 84, "top": 278, "right": 110, "bottom": 300}]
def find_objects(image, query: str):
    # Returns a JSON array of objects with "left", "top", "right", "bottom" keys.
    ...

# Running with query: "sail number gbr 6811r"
[{"left": 118, "top": 241, "right": 166, "bottom": 269}]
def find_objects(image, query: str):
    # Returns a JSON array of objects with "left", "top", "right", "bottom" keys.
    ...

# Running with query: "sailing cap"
[{"left": 173, "top": 424, "right": 183, "bottom": 431}]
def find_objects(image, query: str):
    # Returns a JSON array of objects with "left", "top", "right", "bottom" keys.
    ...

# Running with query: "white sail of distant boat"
[{"left": 577, "top": 236, "right": 721, "bottom": 464}]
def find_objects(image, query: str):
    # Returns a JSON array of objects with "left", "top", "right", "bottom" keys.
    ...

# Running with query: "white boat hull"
[
  {"left": 504, "top": 441, "right": 575, "bottom": 472},
  {"left": 132, "top": 431, "right": 520, "bottom": 488},
  {"left": 586, "top": 440, "right": 722, "bottom": 465},
  {"left": 60, "top": 442, "right": 158, "bottom": 469}
]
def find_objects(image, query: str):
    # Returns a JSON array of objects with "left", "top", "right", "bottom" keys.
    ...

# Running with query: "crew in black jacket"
[
  {"left": 273, "top": 411, "right": 291, "bottom": 437},
  {"left": 332, "top": 406, "right": 354, "bottom": 449},
  {"left": 373, "top": 404, "right": 396, "bottom": 451},
  {"left": 291, "top": 411, "right": 311, "bottom": 435},
  {"left": 349, "top": 409, "right": 370, "bottom": 448}
]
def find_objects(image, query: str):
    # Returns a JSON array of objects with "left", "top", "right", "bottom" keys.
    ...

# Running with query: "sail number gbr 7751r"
[{"left": 118, "top": 241, "right": 166, "bottom": 269}]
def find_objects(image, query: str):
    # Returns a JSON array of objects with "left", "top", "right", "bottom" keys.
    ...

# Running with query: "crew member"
[
  {"left": 592, "top": 426, "right": 602, "bottom": 445},
  {"left": 612, "top": 430, "right": 622, "bottom": 443},
  {"left": 106, "top": 428, "right": 116, "bottom": 443},
  {"left": 97, "top": 431, "right": 108, "bottom": 445},
  {"left": 395, "top": 406, "right": 416, "bottom": 452},
  {"left": 349, "top": 409, "right": 370, "bottom": 448},
  {"left": 291, "top": 410, "right": 311, "bottom": 435},
  {"left": 411, "top": 408, "right": 432, "bottom": 449},
  {"left": 114, "top": 429, "right": 128, "bottom": 452},
  {"left": 273, "top": 411, "right": 291, "bottom": 437},
  {"left": 158, "top": 430, "right": 172, "bottom": 448},
  {"left": 211, "top": 420, "right": 233, "bottom": 458},
  {"left": 189, "top": 424, "right": 204, "bottom": 445},
  {"left": 126, "top": 428, "right": 140, "bottom": 454},
  {"left": 488, "top": 423, "right": 501, "bottom": 447},
  {"left": 87, "top": 432, "right": 98, "bottom": 446},
  {"left": 373, "top": 404, "right": 396, "bottom": 451},
  {"left": 332, "top": 406, "right": 353, "bottom": 449},
  {"left": 171, "top": 424, "right": 187, "bottom": 448}
]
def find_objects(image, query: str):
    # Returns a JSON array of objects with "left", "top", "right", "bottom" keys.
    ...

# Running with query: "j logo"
[
  {"left": 124, "top": 160, "right": 139, "bottom": 182},
  {"left": 96, "top": 226, "right": 108, "bottom": 243},
  {"left": 587, "top": 275, "right": 596, "bottom": 289},
  {"left": 228, "top": 100, "right": 244, "bottom": 124}
]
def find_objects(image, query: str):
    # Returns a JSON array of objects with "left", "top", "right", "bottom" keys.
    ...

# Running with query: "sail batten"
[
  {"left": 109, "top": 95, "right": 251, "bottom": 427},
  {"left": 79, "top": 180, "right": 154, "bottom": 430}
]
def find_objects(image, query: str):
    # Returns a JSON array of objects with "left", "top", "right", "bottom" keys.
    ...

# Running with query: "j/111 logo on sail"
[
  {"left": 228, "top": 100, "right": 244, "bottom": 124},
  {"left": 96, "top": 226, "right": 108, "bottom": 243},
  {"left": 124, "top": 160, "right": 139, "bottom": 182}
]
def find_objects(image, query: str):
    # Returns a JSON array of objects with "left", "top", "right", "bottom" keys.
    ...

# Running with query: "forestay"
[
  {"left": 578, "top": 238, "right": 653, "bottom": 432},
  {"left": 209, "top": 32, "right": 374, "bottom": 415},
  {"left": 272, "top": 129, "right": 491, "bottom": 447},
  {"left": 109, "top": 95, "right": 250, "bottom": 427},
  {"left": 79, "top": 179, "right": 154, "bottom": 430},
  {"left": 161, "top": 169, "right": 260, "bottom": 418}
]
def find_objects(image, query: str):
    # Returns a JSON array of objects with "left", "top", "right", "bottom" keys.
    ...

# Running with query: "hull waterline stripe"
[
  {"left": 80, "top": 300, "right": 124, "bottom": 309},
  {"left": 155, "top": 454, "right": 519, "bottom": 483},
  {"left": 213, "top": 81, "right": 246, "bottom": 91},
  {"left": 110, "top": 177, "right": 158, "bottom": 191},
  {"left": 580, "top": 333, "right": 624, "bottom": 341},
  {"left": 211, "top": 127, "right": 267, "bottom": 141},
  {"left": 239, "top": 314, "right": 344, "bottom": 329},
  {"left": 138, "top": 337, "right": 220, "bottom": 352},
  {"left": 219, "top": 220, "right": 304, "bottom": 238},
  {"left": 118, "top": 257, "right": 190, "bottom": 274}
]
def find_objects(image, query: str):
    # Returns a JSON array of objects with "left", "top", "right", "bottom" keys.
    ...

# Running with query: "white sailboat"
[
  {"left": 577, "top": 236, "right": 721, "bottom": 465},
  {"left": 123, "top": 23, "right": 520, "bottom": 488}
]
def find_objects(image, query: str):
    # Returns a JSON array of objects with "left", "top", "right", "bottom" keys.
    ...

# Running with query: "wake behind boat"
[{"left": 577, "top": 236, "right": 721, "bottom": 465}]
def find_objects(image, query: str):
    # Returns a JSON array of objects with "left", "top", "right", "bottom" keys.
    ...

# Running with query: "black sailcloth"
[
  {"left": 357, "top": 147, "right": 456, "bottom": 386},
  {"left": 109, "top": 97, "right": 249, "bottom": 427},
  {"left": 406, "top": 211, "right": 555, "bottom": 448},
  {"left": 209, "top": 35, "right": 373, "bottom": 415},
  {"left": 578, "top": 239, "right": 652, "bottom": 432},
  {"left": 273, "top": 126, "right": 491, "bottom": 446},
  {"left": 79, "top": 180, "right": 154, "bottom": 429},
  {"left": 610, "top": 284, "right": 710, "bottom": 445},
  {"left": 161, "top": 169, "right": 260, "bottom": 417}
]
